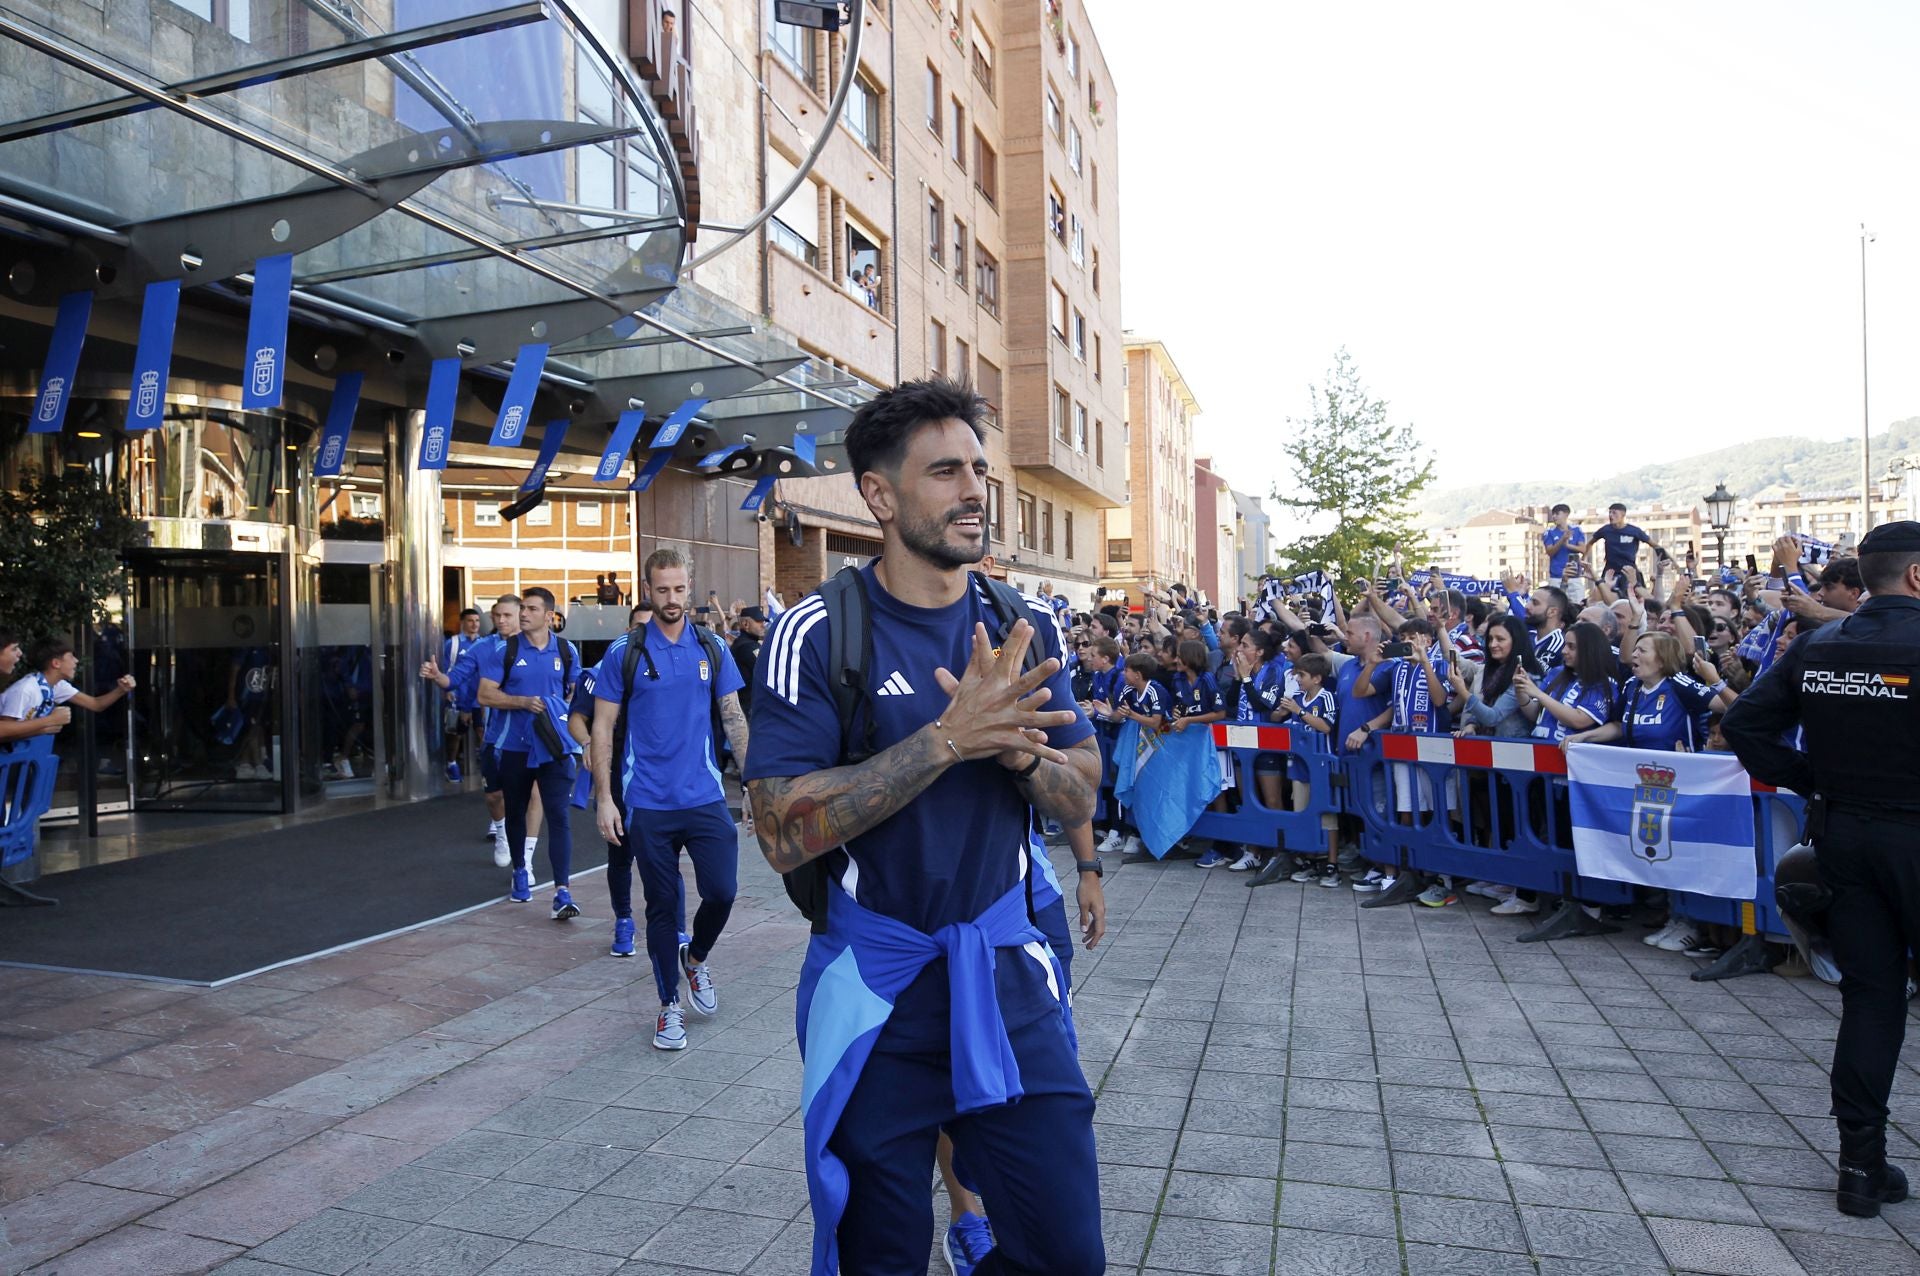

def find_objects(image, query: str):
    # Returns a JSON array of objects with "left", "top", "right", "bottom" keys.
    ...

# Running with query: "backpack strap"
[
  {"left": 778, "top": 569, "right": 874, "bottom": 935},
  {"left": 823, "top": 567, "right": 878, "bottom": 764},
  {"left": 500, "top": 634, "right": 519, "bottom": 690}
]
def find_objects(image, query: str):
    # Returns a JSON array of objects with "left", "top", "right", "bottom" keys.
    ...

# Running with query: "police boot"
[{"left": 1837, "top": 1121, "right": 1910, "bottom": 1217}]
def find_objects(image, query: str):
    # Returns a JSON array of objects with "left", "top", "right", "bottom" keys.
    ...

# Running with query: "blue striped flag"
[
  {"left": 1113, "top": 720, "right": 1224, "bottom": 858},
  {"left": 1567, "top": 746, "right": 1757, "bottom": 899}
]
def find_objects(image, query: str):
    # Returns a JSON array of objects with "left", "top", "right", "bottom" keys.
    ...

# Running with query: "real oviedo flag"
[
  {"left": 1567, "top": 746, "right": 1757, "bottom": 900},
  {"left": 1111, "top": 720, "right": 1223, "bottom": 859}
]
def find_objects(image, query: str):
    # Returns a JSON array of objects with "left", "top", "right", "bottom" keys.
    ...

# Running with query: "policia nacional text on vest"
[{"left": 1722, "top": 518, "right": 1920, "bottom": 1220}]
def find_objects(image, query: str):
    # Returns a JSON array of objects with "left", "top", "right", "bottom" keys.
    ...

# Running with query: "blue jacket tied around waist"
[{"left": 796, "top": 877, "right": 1067, "bottom": 1276}]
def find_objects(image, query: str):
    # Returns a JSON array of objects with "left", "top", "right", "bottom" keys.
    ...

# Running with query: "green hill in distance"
[{"left": 1417, "top": 416, "right": 1920, "bottom": 528}]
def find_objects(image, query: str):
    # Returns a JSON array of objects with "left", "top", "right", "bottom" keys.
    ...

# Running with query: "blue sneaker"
[
  {"left": 1195, "top": 849, "right": 1227, "bottom": 868},
  {"left": 611, "top": 917, "right": 636, "bottom": 958},
  {"left": 551, "top": 886, "right": 579, "bottom": 921},
  {"left": 943, "top": 1211, "right": 993, "bottom": 1275},
  {"left": 510, "top": 866, "right": 532, "bottom": 902},
  {"left": 445, "top": 760, "right": 461, "bottom": 782}
]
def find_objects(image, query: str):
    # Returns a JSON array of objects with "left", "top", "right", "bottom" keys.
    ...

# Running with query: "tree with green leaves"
[
  {"left": 0, "top": 466, "right": 136, "bottom": 655},
  {"left": 1270, "top": 350, "right": 1435, "bottom": 587}
]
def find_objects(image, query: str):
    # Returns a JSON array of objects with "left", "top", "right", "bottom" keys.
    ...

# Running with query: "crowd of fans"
[{"left": 1046, "top": 516, "right": 1863, "bottom": 959}]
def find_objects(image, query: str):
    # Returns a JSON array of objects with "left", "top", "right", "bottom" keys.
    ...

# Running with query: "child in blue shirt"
[
  {"left": 1112, "top": 652, "right": 1166, "bottom": 857},
  {"left": 1276, "top": 653, "right": 1339, "bottom": 885},
  {"left": 1168, "top": 639, "right": 1235, "bottom": 868}
]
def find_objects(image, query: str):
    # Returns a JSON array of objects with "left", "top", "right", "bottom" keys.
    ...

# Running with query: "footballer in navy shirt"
[{"left": 742, "top": 378, "right": 1105, "bottom": 1275}]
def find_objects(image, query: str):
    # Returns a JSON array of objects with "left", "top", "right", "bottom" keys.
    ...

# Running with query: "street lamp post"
[
  {"left": 1704, "top": 481, "right": 1735, "bottom": 571},
  {"left": 1861, "top": 224, "right": 1876, "bottom": 534}
]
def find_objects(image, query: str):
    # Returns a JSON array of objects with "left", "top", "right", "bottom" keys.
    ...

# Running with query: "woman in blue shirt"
[
  {"left": 1565, "top": 632, "right": 1735, "bottom": 753},
  {"left": 1517, "top": 621, "right": 1620, "bottom": 746}
]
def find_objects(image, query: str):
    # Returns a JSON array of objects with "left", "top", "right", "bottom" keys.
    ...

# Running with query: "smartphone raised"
[
  {"left": 1381, "top": 641, "right": 1414, "bottom": 659},
  {"left": 1691, "top": 635, "right": 1709, "bottom": 658}
]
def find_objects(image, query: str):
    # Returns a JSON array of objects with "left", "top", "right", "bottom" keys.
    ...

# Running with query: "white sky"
[{"left": 1092, "top": 1, "right": 1920, "bottom": 495}]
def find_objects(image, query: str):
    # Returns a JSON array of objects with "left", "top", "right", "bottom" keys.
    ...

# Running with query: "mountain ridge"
[{"left": 1417, "top": 416, "right": 1920, "bottom": 528}]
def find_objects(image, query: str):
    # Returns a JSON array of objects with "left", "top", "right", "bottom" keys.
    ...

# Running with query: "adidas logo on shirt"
[{"left": 876, "top": 671, "right": 915, "bottom": 697}]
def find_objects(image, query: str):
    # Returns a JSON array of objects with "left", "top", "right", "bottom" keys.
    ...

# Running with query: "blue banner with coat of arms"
[{"left": 1567, "top": 746, "right": 1756, "bottom": 899}]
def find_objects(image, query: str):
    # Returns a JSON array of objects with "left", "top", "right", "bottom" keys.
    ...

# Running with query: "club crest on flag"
[
  {"left": 316, "top": 430, "right": 345, "bottom": 472},
  {"left": 35, "top": 377, "right": 64, "bottom": 425},
  {"left": 134, "top": 369, "right": 161, "bottom": 420},
  {"left": 422, "top": 424, "right": 447, "bottom": 466},
  {"left": 1631, "top": 763, "right": 1676, "bottom": 863},
  {"left": 250, "top": 346, "right": 277, "bottom": 399}
]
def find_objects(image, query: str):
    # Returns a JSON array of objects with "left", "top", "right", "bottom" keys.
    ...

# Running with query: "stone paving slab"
[{"left": 11, "top": 836, "right": 1920, "bottom": 1273}]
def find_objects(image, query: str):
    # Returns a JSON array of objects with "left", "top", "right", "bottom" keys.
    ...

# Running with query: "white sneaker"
[
  {"left": 1097, "top": 829, "right": 1123, "bottom": 854},
  {"left": 1226, "top": 850, "right": 1258, "bottom": 872},
  {"left": 1119, "top": 836, "right": 1143, "bottom": 857},
  {"left": 492, "top": 828, "right": 511, "bottom": 869},
  {"left": 680, "top": 942, "right": 717, "bottom": 1017},
  {"left": 1464, "top": 881, "right": 1508, "bottom": 901},
  {"left": 1655, "top": 923, "right": 1703, "bottom": 953},
  {"left": 1490, "top": 895, "right": 1539, "bottom": 916},
  {"left": 1643, "top": 919, "right": 1679, "bottom": 948},
  {"left": 653, "top": 1001, "right": 687, "bottom": 1050},
  {"left": 333, "top": 757, "right": 354, "bottom": 778}
]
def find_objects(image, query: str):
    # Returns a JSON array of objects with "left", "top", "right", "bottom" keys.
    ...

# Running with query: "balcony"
[{"left": 1008, "top": 421, "right": 1126, "bottom": 507}]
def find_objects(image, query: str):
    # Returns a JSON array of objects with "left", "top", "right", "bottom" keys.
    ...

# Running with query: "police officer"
[{"left": 1723, "top": 519, "right": 1920, "bottom": 1219}]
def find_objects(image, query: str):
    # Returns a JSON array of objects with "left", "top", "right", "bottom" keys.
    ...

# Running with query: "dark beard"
[{"left": 898, "top": 505, "right": 985, "bottom": 570}]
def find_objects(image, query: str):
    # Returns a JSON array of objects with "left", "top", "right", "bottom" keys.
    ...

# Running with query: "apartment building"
[
  {"left": 1107, "top": 339, "right": 1199, "bottom": 600},
  {"left": 683, "top": 0, "right": 1125, "bottom": 605},
  {"left": 1193, "top": 457, "right": 1236, "bottom": 608}
]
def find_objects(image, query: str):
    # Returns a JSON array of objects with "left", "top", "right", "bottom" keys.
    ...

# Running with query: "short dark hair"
[
  {"left": 458, "top": 607, "right": 481, "bottom": 620},
  {"left": 1818, "top": 557, "right": 1863, "bottom": 593},
  {"left": 1860, "top": 549, "right": 1920, "bottom": 593},
  {"left": 1551, "top": 503, "right": 1571, "bottom": 516},
  {"left": 1295, "top": 653, "right": 1332, "bottom": 681},
  {"left": 0, "top": 628, "right": 15, "bottom": 651},
  {"left": 30, "top": 640, "right": 74, "bottom": 670},
  {"left": 1608, "top": 501, "right": 1628, "bottom": 513},
  {"left": 844, "top": 376, "right": 986, "bottom": 481},
  {"left": 1397, "top": 617, "right": 1437, "bottom": 641},
  {"left": 1536, "top": 585, "right": 1572, "bottom": 623},
  {"left": 522, "top": 587, "right": 557, "bottom": 610},
  {"left": 1124, "top": 652, "right": 1159, "bottom": 679}
]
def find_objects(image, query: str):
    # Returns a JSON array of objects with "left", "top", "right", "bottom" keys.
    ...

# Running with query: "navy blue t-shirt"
[
  {"left": 1595, "top": 522, "right": 1651, "bottom": 571},
  {"left": 595, "top": 623, "right": 744, "bottom": 812},
  {"left": 743, "top": 566, "right": 1091, "bottom": 1049},
  {"left": 1614, "top": 674, "right": 1718, "bottom": 752},
  {"left": 1169, "top": 669, "right": 1223, "bottom": 720}
]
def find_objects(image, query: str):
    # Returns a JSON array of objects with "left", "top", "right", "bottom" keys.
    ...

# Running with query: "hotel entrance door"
[{"left": 127, "top": 552, "right": 291, "bottom": 812}]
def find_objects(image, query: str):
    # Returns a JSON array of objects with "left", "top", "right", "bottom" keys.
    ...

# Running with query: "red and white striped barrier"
[
  {"left": 1377, "top": 731, "right": 1569, "bottom": 775},
  {"left": 1210, "top": 724, "right": 1298, "bottom": 751},
  {"left": 1374, "top": 731, "right": 1777, "bottom": 792}
]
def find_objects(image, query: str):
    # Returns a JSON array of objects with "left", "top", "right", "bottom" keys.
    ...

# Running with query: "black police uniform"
[{"left": 1722, "top": 520, "right": 1920, "bottom": 1217}]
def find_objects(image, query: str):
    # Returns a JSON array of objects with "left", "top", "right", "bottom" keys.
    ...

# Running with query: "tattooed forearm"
[
  {"left": 719, "top": 693, "right": 750, "bottom": 769},
  {"left": 747, "top": 727, "right": 950, "bottom": 873},
  {"left": 1015, "top": 735, "right": 1100, "bottom": 828}
]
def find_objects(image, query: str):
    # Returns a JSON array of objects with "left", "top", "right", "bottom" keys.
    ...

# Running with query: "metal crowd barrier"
[
  {"left": 0, "top": 736, "right": 61, "bottom": 905},
  {"left": 1190, "top": 724, "right": 1348, "bottom": 855},
  {"left": 1354, "top": 732, "right": 1635, "bottom": 942},
  {"left": 1191, "top": 726, "right": 1797, "bottom": 982}
]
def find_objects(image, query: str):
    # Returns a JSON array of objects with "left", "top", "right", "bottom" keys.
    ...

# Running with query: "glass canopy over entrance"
[{"left": 0, "top": 0, "right": 865, "bottom": 478}]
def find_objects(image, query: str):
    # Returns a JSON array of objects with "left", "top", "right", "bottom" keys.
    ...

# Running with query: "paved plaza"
[{"left": 5, "top": 836, "right": 1920, "bottom": 1276}]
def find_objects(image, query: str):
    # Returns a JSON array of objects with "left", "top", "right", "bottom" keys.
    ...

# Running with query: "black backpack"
[
  {"left": 782, "top": 566, "right": 1046, "bottom": 933},
  {"left": 607, "top": 623, "right": 729, "bottom": 793}
]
